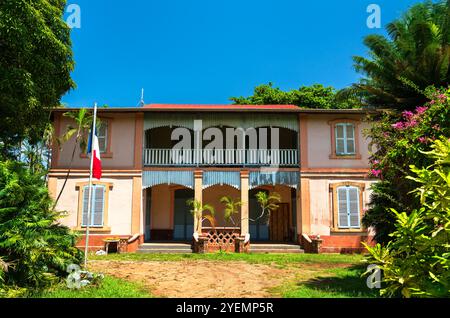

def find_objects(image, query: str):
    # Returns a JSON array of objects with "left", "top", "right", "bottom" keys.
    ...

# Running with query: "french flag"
[{"left": 87, "top": 126, "right": 102, "bottom": 179}]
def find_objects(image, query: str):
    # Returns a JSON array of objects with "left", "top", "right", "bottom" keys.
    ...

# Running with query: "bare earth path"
[{"left": 90, "top": 260, "right": 351, "bottom": 298}]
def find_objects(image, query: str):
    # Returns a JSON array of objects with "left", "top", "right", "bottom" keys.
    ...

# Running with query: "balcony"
[{"left": 143, "top": 148, "right": 299, "bottom": 167}]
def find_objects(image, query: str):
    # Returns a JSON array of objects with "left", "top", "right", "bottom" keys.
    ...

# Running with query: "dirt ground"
[
  {"left": 90, "top": 260, "right": 290, "bottom": 297},
  {"left": 90, "top": 260, "right": 349, "bottom": 298}
]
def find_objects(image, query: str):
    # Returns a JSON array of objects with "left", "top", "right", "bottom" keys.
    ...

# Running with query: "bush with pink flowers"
[{"left": 363, "top": 87, "right": 450, "bottom": 244}]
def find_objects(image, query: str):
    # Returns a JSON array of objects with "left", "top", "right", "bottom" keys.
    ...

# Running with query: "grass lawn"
[
  {"left": 36, "top": 275, "right": 153, "bottom": 298},
  {"left": 85, "top": 252, "right": 378, "bottom": 298}
]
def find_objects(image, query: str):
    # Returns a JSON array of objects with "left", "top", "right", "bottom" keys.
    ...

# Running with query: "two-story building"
[{"left": 48, "top": 104, "right": 376, "bottom": 253}]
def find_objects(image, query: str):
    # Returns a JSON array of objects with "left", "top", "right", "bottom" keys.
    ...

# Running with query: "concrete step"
[
  {"left": 137, "top": 243, "right": 192, "bottom": 254},
  {"left": 250, "top": 244, "right": 304, "bottom": 253},
  {"left": 137, "top": 248, "right": 192, "bottom": 254},
  {"left": 138, "top": 243, "right": 192, "bottom": 250}
]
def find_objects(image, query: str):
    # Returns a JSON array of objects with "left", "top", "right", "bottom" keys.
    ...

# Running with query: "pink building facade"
[{"left": 48, "top": 104, "right": 376, "bottom": 253}]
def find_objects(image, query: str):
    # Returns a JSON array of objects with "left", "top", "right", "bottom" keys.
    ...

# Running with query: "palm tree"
[
  {"left": 53, "top": 109, "right": 93, "bottom": 208},
  {"left": 220, "top": 196, "right": 242, "bottom": 227},
  {"left": 343, "top": 0, "right": 450, "bottom": 109},
  {"left": 253, "top": 191, "right": 281, "bottom": 224},
  {"left": 186, "top": 199, "right": 216, "bottom": 233}
]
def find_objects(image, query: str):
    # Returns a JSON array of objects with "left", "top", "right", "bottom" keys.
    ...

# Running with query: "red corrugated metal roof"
[{"left": 143, "top": 104, "right": 300, "bottom": 111}]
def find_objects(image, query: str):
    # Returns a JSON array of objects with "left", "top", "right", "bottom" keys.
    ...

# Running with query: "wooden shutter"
[
  {"left": 337, "top": 186, "right": 360, "bottom": 229},
  {"left": 337, "top": 187, "right": 349, "bottom": 228},
  {"left": 81, "top": 185, "right": 105, "bottom": 227},
  {"left": 335, "top": 124, "right": 345, "bottom": 154},
  {"left": 93, "top": 186, "right": 105, "bottom": 227},
  {"left": 348, "top": 187, "right": 360, "bottom": 228},
  {"left": 82, "top": 186, "right": 89, "bottom": 226},
  {"left": 345, "top": 124, "right": 355, "bottom": 154}
]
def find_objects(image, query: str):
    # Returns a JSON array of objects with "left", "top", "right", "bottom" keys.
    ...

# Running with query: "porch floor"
[
  {"left": 137, "top": 242, "right": 304, "bottom": 254},
  {"left": 137, "top": 243, "right": 192, "bottom": 254}
]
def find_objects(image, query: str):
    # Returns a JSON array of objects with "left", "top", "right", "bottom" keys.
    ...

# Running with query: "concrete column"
[
  {"left": 240, "top": 170, "right": 249, "bottom": 236},
  {"left": 300, "top": 178, "right": 311, "bottom": 234},
  {"left": 194, "top": 170, "right": 203, "bottom": 233},
  {"left": 131, "top": 176, "right": 142, "bottom": 235}
]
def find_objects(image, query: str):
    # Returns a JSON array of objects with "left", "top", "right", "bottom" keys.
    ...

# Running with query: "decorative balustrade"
[
  {"left": 202, "top": 227, "right": 241, "bottom": 252},
  {"left": 143, "top": 148, "right": 298, "bottom": 166}
]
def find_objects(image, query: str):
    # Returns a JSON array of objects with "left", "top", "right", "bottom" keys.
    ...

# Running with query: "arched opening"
[
  {"left": 249, "top": 185, "right": 297, "bottom": 242},
  {"left": 144, "top": 184, "right": 194, "bottom": 242}
]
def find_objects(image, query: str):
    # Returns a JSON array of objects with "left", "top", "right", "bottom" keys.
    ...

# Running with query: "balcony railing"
[{"left": 143, "top": 148, "right": 298, "bottom": 167}]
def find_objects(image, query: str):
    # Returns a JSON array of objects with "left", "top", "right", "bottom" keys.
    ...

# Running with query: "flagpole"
[{"left": 84, "top": 102, "right": 98, "bottom": 268}]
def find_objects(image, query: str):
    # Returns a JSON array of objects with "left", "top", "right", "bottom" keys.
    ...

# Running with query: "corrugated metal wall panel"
[
  {"left": 203, "top": 171, "right": 241, "bottom": 190},
  {"left": 142, "top": 171, "right": 194, "bottom": 189}
]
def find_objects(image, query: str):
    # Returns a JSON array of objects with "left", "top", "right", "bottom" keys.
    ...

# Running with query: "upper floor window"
[
  {"left": 97, "top": 121, "right": 108, "bottom": 153},
  {"left": 330, "top": 182, "right": 365, "bottom": 231},
  {"left": 328, "top": 119, "right": 361, "bottom": 159},
  {"left": 80, "top": 119, "right": 113, "bottom": 158},
  {"left": 335, "top": 123, "right": 355, "bottom": 155}
]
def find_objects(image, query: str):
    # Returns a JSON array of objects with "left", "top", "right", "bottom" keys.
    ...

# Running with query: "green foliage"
[
  {"left": 252, "top": 191, "right": 281, "bottom": 224},
  {"left": 230, "top": 83, "right": 361, "bottom": 109},
  {"left": 53, "top": 109, "right": 95, "bottom": 208},
  {"left": 0, "top": 160, "right": 82, "bottom": 297},
  {"left": 363, "top": 87, "right": 450, "bottom": 243},
  {"left": 347, "top": 0, "right": 450, "bottom": 109},
  {"left": 0, "top": 0, "right": 74, "bottom": 155},
  {"left": 186, "top": 199, "right": 216, "bottom": 232},
  {"left": 364, "top": 137, "right": 450, "bottom": 297},
  {"left": 220, "top": 196, "right": 242, "bottom": 226}
]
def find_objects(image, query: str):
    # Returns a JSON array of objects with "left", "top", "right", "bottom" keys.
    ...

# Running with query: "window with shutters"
[
  {"left": 330, "top": 182, "right": 365, "bottom": 232},
  {"left": 328, "top": 119, "right": 361, "bottom": 159},
  {"left": 97, "top": 121, "right": 108, "bottom": 153},
  {"left": 80, "top": 118, "right": 113, "bottom": 158},
  {"left": 76, "top": 181, "right": 112, "bottom": 231}
]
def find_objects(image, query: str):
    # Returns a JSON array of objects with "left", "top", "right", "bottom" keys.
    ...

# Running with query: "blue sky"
[{"left": 62, "top": 0, "right": 421, "bottom": 107}]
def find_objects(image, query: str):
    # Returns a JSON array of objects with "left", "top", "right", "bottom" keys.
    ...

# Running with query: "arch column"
[
  {"left": 240, "top": 170, "right": 249, "bottom": 236},
  {"left": 194, "top": 170, "right": 203, "bottom": 233}
]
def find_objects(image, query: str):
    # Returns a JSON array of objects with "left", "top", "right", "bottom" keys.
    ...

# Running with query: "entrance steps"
[
  {"left": 249, "top": 243, "right": 304, "bottom": 254},
  {"left": 137, "top": 242, "right": 192, "bottom": 254}
]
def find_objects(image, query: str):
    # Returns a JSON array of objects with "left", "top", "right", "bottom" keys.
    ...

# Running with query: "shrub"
[
  {"left": 363, "top": 87, "right": 450, "bottom": 244},
  {"left": 364, "top": 137, "right": 450, "bottom": 297},
  {"left": 0, "top": 160, "right": 82, "bottom": 296}
]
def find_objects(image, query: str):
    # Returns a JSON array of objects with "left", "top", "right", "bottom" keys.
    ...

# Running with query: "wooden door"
[{"left": 269, "top": 203, "right": 291, "bottom": 242}]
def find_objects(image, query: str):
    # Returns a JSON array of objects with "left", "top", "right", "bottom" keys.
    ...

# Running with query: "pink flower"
[
  {"left": 391, "top": 122, "right": 404, "bottom": 130},
  {"left": 402, "top": 111, "right": 414, "bottom": 119},
  {"left": 406, "top": 119, "right": 418, "bottom": 128},
  {"left": 415, "top": 106, "right": 428, "bottom": 114},
  {"left": 372, "top": 159, "right": 380, "bottom": 165},
  {"left": 418, "top": 137, "right": 427, "bottom": 144},
  {"left": 429, "top": 100, "right": 436, "bottom": 105},
  {"left": 383, "top": 132, "right": 390, "bottom": 138},
  {"left": 438, "top": 94, "right": 446, "bottom": 99},
  {"left": 371, "top": 169, "right": 382, "bottom": 178}
]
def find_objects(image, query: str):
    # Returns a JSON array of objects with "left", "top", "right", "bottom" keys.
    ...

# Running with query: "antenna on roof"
[{"left": 138, "top": 88, "right": 145, "bottom": 107}]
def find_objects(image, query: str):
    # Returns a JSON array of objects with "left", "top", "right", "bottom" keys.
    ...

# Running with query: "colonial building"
[{"left": 48, "top": 104, "right": 376, "bottom": 253}]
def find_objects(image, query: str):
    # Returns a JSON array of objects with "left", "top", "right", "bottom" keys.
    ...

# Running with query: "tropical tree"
[
  {"left": 0, "top": 160, "right": 82, "bottom": 296},
  {"left": 186, "top": 199, "right": 216, "bottom": 233},
  {"left": 53, "top": 109, "right": 94, "bottom": 208},
  {"left": 230, "top": 83, "right": 361, "bottom": 109},
  {"left": 253, "top": 191, "right": 281, "bottom": 224},
  {"left": 0, "top": 0, "right": 75, "bottom": 156},
  {"left": 345, "top": 0, "right": 450, "bottom": 109},
  {"left": 220, "top": 196, "right": 242, "bottom": 227}
]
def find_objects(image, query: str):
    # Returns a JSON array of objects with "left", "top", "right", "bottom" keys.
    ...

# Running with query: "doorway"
[{"left": 173, "top": 188, "right": 194, "bottom": 241}]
